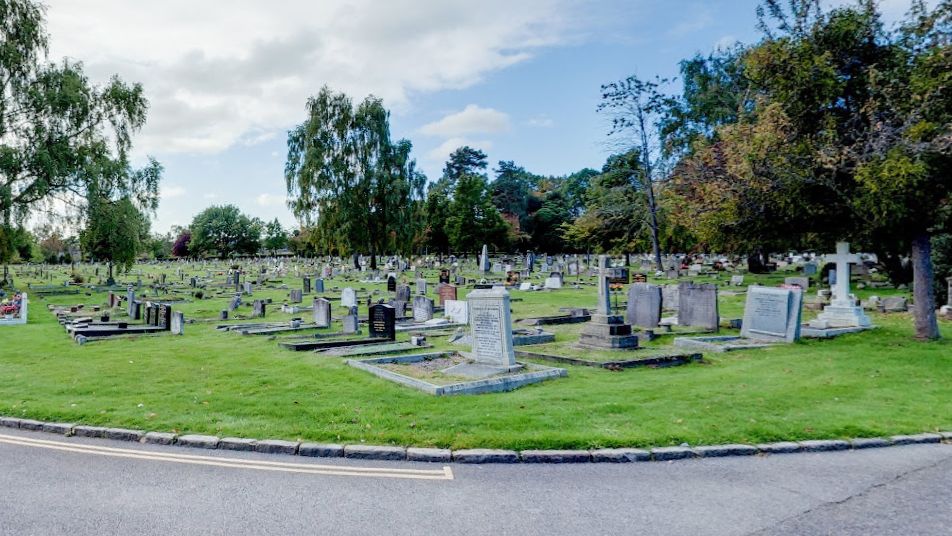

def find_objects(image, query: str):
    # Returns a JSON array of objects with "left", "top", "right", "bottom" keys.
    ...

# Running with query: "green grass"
[{"left": 0, "top": 263, "right": 950, "bottom": 450}]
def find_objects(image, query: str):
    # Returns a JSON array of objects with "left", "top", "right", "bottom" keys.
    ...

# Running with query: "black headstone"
[
  {"left": 368, "top": 303, "right": 395, "bottom": 341},
  {"left": 387, "top": 275, "right": 396, "bottom": 292}
]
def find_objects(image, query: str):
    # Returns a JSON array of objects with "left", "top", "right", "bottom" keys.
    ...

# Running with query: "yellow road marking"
[{"left": 0, "top": 433, "right": 454, "bottom": 481}]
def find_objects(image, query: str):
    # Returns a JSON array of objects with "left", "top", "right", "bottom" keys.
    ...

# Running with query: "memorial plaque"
[
  {"left": 368, "top": 304, "right": 395, "bottom": 340},
  {"left": 607, "top": 267, "right": 630, "bottom": 285},
  {"left": 626, "top": 283, "right": 662, "bottom": 329},
  {"left": 741, "top": 286, "right": 803, "bottom": 342},
  {"left": 467, "top": 288, "right": 516, "bottom": 368}
]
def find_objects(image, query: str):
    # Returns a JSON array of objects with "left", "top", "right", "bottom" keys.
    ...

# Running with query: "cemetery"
[{"left": 0, "top": 247, "right": 950, "bottom": 450}]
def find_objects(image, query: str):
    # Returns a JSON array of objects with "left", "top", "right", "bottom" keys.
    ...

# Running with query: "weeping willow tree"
[
  {"left": 285, "top": 86, "right": 426, "bottom": 269},
  {"left": 0, "top": 0, "right": 161, "bottom": 283}
]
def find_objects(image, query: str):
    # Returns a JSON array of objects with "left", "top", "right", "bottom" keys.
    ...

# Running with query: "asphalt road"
[{"left": 0, "top": 428, "right": 950, "bottom": 535}]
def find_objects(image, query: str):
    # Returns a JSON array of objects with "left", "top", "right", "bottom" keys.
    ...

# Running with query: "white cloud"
[
  {"left": 420, "top": 105, "right": 511, "bottom": 137},
  {"left": 162, "top": 185, "right": 186, "bottom": 199},
  {"left": 202, "top": 193, "right": 218, "bottom": 200},
  {"left": 256, "top": 193, "right": 286, "bottom": 208},
  {"left": 43, "top": 0, "right": 588, "bottom": 157},
  {"left": 714, "top": 35, "right": 738, "bottom": 51}
]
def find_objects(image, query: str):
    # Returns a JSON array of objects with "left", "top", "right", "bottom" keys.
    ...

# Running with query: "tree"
[
  {"left": 598, "top": 75, "right": 673, "bottom": 271},
  {"left": 285, "top": 86, "right": 426, "bottom": 267},
  {"left": 263, "top": 219, "right": 289, "bottom": 255},
  {"left": 172, "top": 230, "right": 191, "bottom": 258},
  {"left": 190, "top": 205, "right": 262, "bottom": 258},
  {"left": 563, "top": 151, "right": 652, "bottom": 255},
  {"left": 669, "top": 0, "right": 952, "bottom": 339},
  {"left": 80, "top": 195, "right": 150, "bottom": 283},
  {"left": 0, "top": 0, "right": 160, "bottom": 281},
  {"left": 446, "top": 173, "right": 510, "bottom": 253}
]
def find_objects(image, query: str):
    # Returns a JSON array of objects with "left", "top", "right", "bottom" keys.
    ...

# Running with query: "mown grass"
[{"left": 0, "top": 263, "right": 949, "bottom": 449}]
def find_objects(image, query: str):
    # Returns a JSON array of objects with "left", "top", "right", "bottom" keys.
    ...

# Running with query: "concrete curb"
[{"left": 1, "top": 416, "right": 950, "bottom": 465}]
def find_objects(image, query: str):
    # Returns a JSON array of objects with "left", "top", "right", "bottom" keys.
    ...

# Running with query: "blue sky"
[{"left": 41, "top": 0, "right": 925, "bottom": 234}]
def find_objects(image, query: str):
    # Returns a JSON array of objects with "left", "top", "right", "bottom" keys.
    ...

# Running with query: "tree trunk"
[
  {"left": 911, "top": 232, "right": 940, "bottom": 340},
  {"left": 645, "top": 185, "right": 663, "bottom": 272}
]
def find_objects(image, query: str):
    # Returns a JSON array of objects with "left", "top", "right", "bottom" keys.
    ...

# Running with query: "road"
[{"left": 0, "top": 428, "right": 950, "bottom": 535}]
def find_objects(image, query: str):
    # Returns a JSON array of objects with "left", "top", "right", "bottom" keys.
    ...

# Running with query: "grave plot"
[
  {"left": 64, "top": 302, "right": 178, "bottom": 341},
  {"left": 0, "top": 292, "right": 28, "bottom": 326},
  {"left": 347, "top": 287, "right": 565, "bottom": 395},
  {"left": 674, "top": 285, "right": 803, "bottom": 353}
]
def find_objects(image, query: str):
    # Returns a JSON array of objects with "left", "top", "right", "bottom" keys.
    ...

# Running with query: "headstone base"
[
  {"left": 808, "top": 305, "right": 872, "bottom": 329},
  {"left": 577, "top": 315, "right": 639, "bottom": 350}
]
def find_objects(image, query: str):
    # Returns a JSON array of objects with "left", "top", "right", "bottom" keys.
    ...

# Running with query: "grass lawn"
[{"left": 0, "top": 263, "right": 950, "bottom": 450}]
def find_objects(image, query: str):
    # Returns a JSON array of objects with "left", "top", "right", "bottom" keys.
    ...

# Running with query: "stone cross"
[
  {"left": 596, "top": 255, "right": 611, "bottom": 315},
  {"left": 826, "top": 242, "right": 860, "bottom": 306}
]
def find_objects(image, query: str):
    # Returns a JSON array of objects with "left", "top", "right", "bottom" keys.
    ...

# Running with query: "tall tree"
[
  {"left": 598, "top": 76, "right": 673, "bottom": 270},
  {"left": 446, "top": 173, "right": 510, "bottom": 254},
  {"left": 285, "top": 86, "right": 425, "bottom": 268},
  {"left": 189, "top": 205, "right": 262, "bottom": 258},
  {"left": 263, "top": 219, "right": 288, "bottom": 255},
  {"left": 0, "top": 0, "right": 161, "bottom": 281}
]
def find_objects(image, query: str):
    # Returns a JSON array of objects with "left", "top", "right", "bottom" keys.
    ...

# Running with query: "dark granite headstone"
[{"left": 368, "top": 303, "right": 395, "bottom": 340}]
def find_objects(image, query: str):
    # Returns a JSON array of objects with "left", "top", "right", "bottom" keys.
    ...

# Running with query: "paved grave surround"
[{"left": 2, "top": 413, "right": 948, "bottom": 463}]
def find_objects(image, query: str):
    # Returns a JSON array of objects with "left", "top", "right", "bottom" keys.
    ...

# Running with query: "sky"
[{"left": 40, "top": 0, "right": 931, "bottom": 235}]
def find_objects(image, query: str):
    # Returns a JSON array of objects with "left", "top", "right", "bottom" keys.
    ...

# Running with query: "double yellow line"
[{"left": 0, "top": 433, "right": 454, "bottom": 481}]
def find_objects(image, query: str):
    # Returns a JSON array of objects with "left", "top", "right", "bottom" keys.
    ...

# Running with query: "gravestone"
[
  {"left": 741, "top": 286, "right": 803, "bottom": 342},
  {"left": 444, "top": 299, "right": 468, "bottom": 324},
  {"left": 947, "top": 276, "right": 952, "bottom": 307},
  {"left": 439, "top": 269, "right": 450, "bottom": 284},
  {"left": 342, "top": 307, "right": 359, "bottom": 334},
  {"left": 632, "top": 272, "right": 648, "bottom": 284},
  {"left": 626, "top": 283, "right": 662, "bottom": 329},
  {"left": 126, "top": 287, "right": 136, "bottom": 317},
  {"left": 368, "top": 303, "right": 396, "bottom": 340},
  {"left": 543, "top": 276, "right": 562, "bottom": 290},
  {"left": 314, "top": 278, "right": 325, "bottom": 293},
  {"left": 803, "top": 263, "right": 818, "bottom": 276},
  {"left": 437, "top": 283, "right": 457, "bottom": 306},
  {"left": 730, "top": 275, "right": 745, "bottom": 286},
  {"left": 480, "top": 244, "right": 491, "bottom": 274},
  {"left": 391, "top": 300, "right": 407, "bottom": 318},
  {"left": 243, "top": 282, "right": 253, "bottom": 295},
  {"left": 578, "top": 256, "right": 639, "bottom": 349},
  {"left": 808, "top": 242, "right": 872, "bottom": 329},
  {"left": 784, "top": 276, "right": 810, "bottom": 289},
  {"left": 416, "top": 278, "right": 427, "bottom": 295},
  {"left": 395, "top": 285, "right": 411, "bottom": 302},
  {"left": 340, "top": 287, "right": 357, "bottom": 308},
  {"left": 678, "top": 282, "right": 719, "bottom": 331},
  {"left": 882, "top": 296, "right": 908, "bottom": 312},
  {"left": 171, "top": 311, "right": 185, "bottom": 335},
  {"left": 455, "top": 275, "right": 466, "bottom": 286},
  {"left": 303, "top": 277, "right": 311, "bottom": 294},
  {"left": 157, "top": 304, "right": 172, "bottom": 330},
  {"left": 413, "top": 296, "right": 434, "bottom": 322},
  {"left": 661, "top": 285, "right": 680, "bottom": 311},
  {"left": 252, "top": 300, "right": 266, "bottom": 318},
  {"left": 289, "top": 289, "right": 303, "bottom": 303},
  {"left": 466, "top": 287, "right": 517, "bottom": 369},
  {"left": 387, "top": 275, "right": 396, "bottom": 292},
  {"left": 313, "top": 298, "right": 331, "bottom": 328}
]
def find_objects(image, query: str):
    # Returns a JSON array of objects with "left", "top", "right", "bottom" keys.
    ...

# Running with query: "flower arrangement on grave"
[{"left": 1, "top": 293, "right": 23, "bottom": 318}]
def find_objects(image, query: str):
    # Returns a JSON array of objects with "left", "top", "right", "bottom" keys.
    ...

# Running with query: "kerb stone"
[
  {"left": 452, "top": 449, "right": 519, "bottom": 464},
  {"left": 651, "top": 446, "right": 695, "bottom": 461},
  {"left": 344, "top": 445, "right": 407, "bottom": 461},
  {"left": 692, "top": 444, "right": 758, "bottom": 458},
  {"left": 591, "top": 448, "right": 650, "bottom": 463},
  {"left": 143, "top": 432, "right": 177, "bottom": 445},
  {"left": 299, "top": 443, "right": 344, "bottom": 458},
  {"left": 255, "top": 439, "right": 300, "bottom": 455},
  {"left": 406, "top": 448, "right": 452, "bottom": 462},
  {"left": 219, "top": 437, "right": 257, "bottom": 451},
  {"left": 177, "top": 434, "right": 220, "bottom": 449},
  {"left": 520, "top": 450, "right": 592, "bottom": 463}
]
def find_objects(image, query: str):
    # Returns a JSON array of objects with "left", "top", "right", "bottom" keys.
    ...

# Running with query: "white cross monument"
[{"left": 808, "top": 242, "right": 872, "bottom": 329}]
